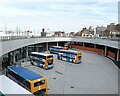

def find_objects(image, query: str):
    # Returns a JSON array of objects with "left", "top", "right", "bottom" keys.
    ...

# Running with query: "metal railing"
[
  {"left": 0, "top": 36, "right": 120, "bottom": 42},
  {"left": 0, "top": 36, "right": 41, "bottom": 41}
]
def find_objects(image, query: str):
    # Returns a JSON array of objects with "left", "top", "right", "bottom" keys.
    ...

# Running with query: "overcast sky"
[{"left": 0, "top": 0, "right": 119, "bottom": 33}]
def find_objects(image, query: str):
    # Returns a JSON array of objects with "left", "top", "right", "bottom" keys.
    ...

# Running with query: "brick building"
[{"left": 107, "top": 23, "right": 120, "bottom": 38}]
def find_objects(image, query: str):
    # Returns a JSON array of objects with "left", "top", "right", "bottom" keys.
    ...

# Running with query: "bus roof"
[
  {"left": 60, "top": 49, "right": 80, "bottom": 53},
  {"left": 8, "top": 66, "right": 43, "bottom": 81},
  {"left": 52, "top": 46, "right": 64, "bottom": 48},
  {"left": 0, "top": 75, "right": 32, "bottom": 95},
  {"left": 31, "top": 52, "right": 53, "bottom": 56}
]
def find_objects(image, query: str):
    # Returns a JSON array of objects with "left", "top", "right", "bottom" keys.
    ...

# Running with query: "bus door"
[
  {"left": 77, "top": 53, "right": 82, "bottom": 64},
  {"left": 39, "top": 58, "right": 45, "bottom": 68},
  {"left": 58, "top": 48, "right": 61, "bottom": 54},
  {"left": 47, "top": 59, "right": 53, "bottom": 66},
  {"left": 37, "top": 59, "right": 40, "bottom": 67},
  {"left": 71, "top": 54, "right": 76, "bottom": 63},
  {"left": 66, "top": 53, "right": 70, "bottom": 62},
  {"left": 46, "top": 55, "right": 54, "bottom": 69}
]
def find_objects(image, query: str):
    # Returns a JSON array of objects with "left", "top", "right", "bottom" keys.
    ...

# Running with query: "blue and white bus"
[
  {"left": 30, "top": 52, "right": 54, "bottom": 70},
  {"left": 49, "top": 46, "right": 66, "bottom": 54},
  {"left": 57, "top": 50, "right": 82, "bottom": 64}
]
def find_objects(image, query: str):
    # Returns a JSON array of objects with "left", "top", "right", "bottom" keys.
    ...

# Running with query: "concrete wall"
[
  {"left": 72, "top": 38, "right": 119, "bottom": 49},
  {"left": 72, "top": 45, "right": 105, "bottom": 55},
  {"left": 0, "top": 37, "right": 71, "bottom": 57},
  {"left": 0, "top": 37, "right": 119, "bottom": 57}
]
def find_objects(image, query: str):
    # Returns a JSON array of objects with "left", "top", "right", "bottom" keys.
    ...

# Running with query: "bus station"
[
  {"left": 0, "top": 1, "right": 119, "bottom": 95},
  {"left": 0, "top": 37, "right": 119, "bottom": 95}
]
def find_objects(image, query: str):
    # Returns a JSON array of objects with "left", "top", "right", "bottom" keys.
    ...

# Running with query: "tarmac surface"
[{"left": 21, "top": 49, "right": 118, "bottom": 94}]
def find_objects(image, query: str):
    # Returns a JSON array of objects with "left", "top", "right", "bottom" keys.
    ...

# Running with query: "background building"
[
  {"left": 74, "top": 31, "right": 82, "bottom": 36},
  {"left": 96, "top": 26, "right": 110, "bottom": 37},
  {"left": 81, "top": 26, "right": 94, "bottom": 38},
  {"left": 74, "top": 26, "right": 94, "bottom": 37},
  {"left": 69, "top": 32, "right": 75, "bottom": 37},
  {"left": 107, "top": 23, "right": 120, "bottom": 39},
  {"left": 53, "top": 31, "right": 65, "bottom": 37}
]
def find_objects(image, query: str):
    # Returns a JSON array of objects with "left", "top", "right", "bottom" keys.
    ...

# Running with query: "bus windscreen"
[{"left": 47, "top": 55, "right": 53, "bottom": 58}]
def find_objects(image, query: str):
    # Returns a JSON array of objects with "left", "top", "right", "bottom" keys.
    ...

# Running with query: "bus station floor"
[{"left": 21, "top": 50, "right": 118, "bottom": 94}]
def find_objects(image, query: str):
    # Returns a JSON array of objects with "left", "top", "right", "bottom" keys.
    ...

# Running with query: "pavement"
[{"left": 21, "top": 49, "right": 118, "bottom": 94}]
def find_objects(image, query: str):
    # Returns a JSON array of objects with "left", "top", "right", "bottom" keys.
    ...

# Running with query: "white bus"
[
  {"left": 30, "top": 52, "right": 54, "bottom": 70},
  {"left": 0, "top": 75, "right": 32, "bottom": 95},
  {"left": 57, "top": 49, "right": 82, "bottom": 64},
  {"left": 49, "top": 46, "right": 66, "bottom": 54}
]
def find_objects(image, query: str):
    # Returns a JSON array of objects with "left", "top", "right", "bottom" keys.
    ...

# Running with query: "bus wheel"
[
  {"left": 57, "top": 56, "right": 60, "bottom": 59},
  {"left": 31, "top": 62, "right": 34, "bottom": 65},
  {"left": 72, "top": 60, "right": 74, "bottom": 63}
]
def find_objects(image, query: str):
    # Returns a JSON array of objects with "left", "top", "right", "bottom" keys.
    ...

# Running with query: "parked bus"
[
  {"left": 49, "top": 46, "right": 67, "bottom": 54},
  {"left": 6, "top": 65, "right": 48, "bottom": 96},
  {"left": 30, "top": 52, "right": 54, "bottom": 70},
  {"left": 28, "top": 45, "right": 44, "bottom": 56},
  {"left": 57, "top": 50, "right": 82, "bottom": 64},
  {"left": 0, "top": 75, "right": 32, "bottom": 95}
]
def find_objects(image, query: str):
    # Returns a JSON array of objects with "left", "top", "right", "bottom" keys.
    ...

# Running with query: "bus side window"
[{"left": 25, "top": 81, "right": 31, "bottom": 90}]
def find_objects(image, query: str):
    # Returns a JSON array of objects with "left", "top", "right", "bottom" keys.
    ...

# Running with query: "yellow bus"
[
  {"left": 30, "top": 52, "right": 54, "bottom": 70},
  {"left": 57, "top": 50, "right": 82, "bottom": 64},
  {"left": 6, "top": 65, "right": 48, "bottom": 96}
]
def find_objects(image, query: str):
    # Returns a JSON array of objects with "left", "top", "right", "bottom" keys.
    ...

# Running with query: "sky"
[{"left": 0, "top": 0, "right": 119, "bottom": 33}]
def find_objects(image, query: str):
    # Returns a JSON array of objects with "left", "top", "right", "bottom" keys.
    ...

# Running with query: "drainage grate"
[
  {"left": 53, "top": 78, "right": 56, "bottom": 79},
  {"left": 55, "top": 71, "right": 63, "bottom": 75},
  {"left": 70, "top": 86, "right": 74, "bottom": 88}
]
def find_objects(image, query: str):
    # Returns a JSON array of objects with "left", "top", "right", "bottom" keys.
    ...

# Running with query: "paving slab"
[{"left": 21, "top": 50, "right": 118, "bottom": 94}]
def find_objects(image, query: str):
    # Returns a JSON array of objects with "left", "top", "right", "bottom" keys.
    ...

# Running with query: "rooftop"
[
  {"left": 8, "top": 65, "right": 43, "bottom": 81},
  {"left": 31, "top": 52, "right": 53, "bottom": 56}
]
